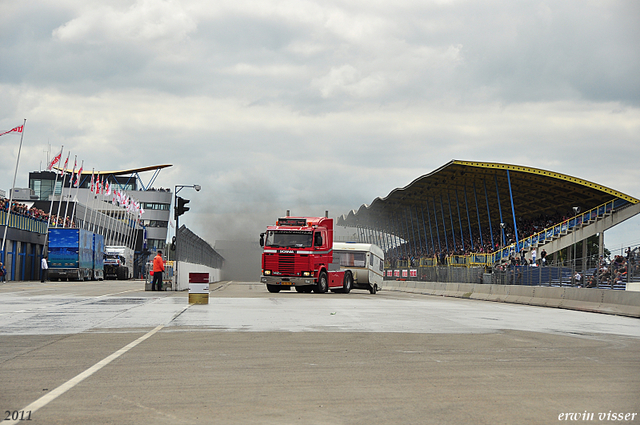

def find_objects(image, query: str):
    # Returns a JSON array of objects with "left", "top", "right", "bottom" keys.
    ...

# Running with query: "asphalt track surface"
[{"left": 1, "top": 280, "right": 639, "bottom": 424}]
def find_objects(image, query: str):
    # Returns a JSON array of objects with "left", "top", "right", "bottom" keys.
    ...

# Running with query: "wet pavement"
[{"left": 1, "top": 280, "right": 639, "bottom": 424}]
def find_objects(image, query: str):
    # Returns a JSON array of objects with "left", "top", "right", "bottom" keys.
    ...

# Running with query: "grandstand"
[{"left": 337, "top": 160, "right": 640, "bottom": 290}]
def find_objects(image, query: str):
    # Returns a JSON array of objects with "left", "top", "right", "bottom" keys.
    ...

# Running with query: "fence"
[
  {"left": 385, "top": 245, "right": 639, "bottom": 290},
  {"left": 176, "top": 225, "right": 224, "bottom": 269},
  {"left": 0, "top": 210, "right": 48, "bottom": 234}
]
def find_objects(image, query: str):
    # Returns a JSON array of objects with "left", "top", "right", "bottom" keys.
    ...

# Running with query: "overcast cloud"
[{"left": 1, "top": 0, "right": 639, "bottom": 250}]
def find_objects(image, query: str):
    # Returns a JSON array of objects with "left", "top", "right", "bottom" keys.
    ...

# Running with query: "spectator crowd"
[
  {"left": 0, "top": 197, "right": 75, "bottom": 228},
  {"left": 383, "top": 210, "right": 594, "bottom": 269}
]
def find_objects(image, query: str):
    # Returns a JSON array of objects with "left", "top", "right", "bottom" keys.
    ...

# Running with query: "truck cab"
[{"left": 260, "top": 216, "right": 349, "bottom": 293}]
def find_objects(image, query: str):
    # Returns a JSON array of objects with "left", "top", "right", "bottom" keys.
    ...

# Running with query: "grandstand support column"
[
  {"left": 403, "top": 209, "right": 413, "bottom": 257},
  {"left": 439, "top": 195, "right": 449, "bottom": 253},
  {"left": 397, "top": 212, "right": 407, "bottom": 258},
  {"left": 582, "top": 237, "right": 588, "bottom": 272},
  {"left": 455, "top": 189, "right": 465, "bottom": 252},
  {"left": 506, "top": 170, "right": 520, "bottom": 252},
  {"left": 447, "top": 192, "right": 457, "bottom": 252},
  {"left": 463, "top": 185, "right": 474, "bottom": 252},
  {"left": 392, "top": 213, "right": 402, "bottom": 258},
  {"left": 409, "top": 206, "right": 420, "bottom": 257},
  {"left": 483, "top": 179, "right": 494, "bottom": 249},
  {"left": 430, "top": 199, "right": 441, "bottom": 253},
  {"left": 495, "top": 174, "right": 505, "bottom": 248},
  {"left": 599, "top": 232, "right": 604, "bottom": 259},
  {"left": 420, "top": 206, "right": 431, "bottom": 255}
]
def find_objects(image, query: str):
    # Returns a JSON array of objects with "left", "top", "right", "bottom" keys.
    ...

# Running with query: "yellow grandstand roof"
[{"left": 338, "top": 160, "right": 638, "bottom": 235}]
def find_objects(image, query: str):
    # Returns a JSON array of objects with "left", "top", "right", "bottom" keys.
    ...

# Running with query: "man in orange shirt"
[{"left": 152, "top": 250, "right": 165, "bottom": 291}]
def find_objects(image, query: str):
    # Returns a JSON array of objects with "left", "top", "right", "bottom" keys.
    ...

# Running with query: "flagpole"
[
  {"left": 55, "top": 152, "right": 70, "bottom": 227},
  {"left": 70, "top": 160, "right": 83, "bottom": 228},
  {"left": 43, "top": 146, "right": 63, "bottom": 249},
  {"left": 63, "top": 156, "right": 76, "bottom": 228},
  {"left": 1, "top": 119, "right": 27, "bottom": 256},
  {"left": 83, "top": 169, "right": 94, "bottom": 230}
]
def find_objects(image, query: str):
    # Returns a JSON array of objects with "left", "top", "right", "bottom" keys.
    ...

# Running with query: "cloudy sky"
[{"left": 1, "top": 0, "right": 639, "bottom": 252}]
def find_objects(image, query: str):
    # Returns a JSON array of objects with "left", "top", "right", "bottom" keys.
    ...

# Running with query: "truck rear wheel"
[
  {"left": 314, "top": 272, "right": 328, "bottom": 294},
  {"left": 266, "top": 284, "right": 281, "bottom": 293},
  {"left": 342, "top": 271, "right": 352, "bottom": 294}
]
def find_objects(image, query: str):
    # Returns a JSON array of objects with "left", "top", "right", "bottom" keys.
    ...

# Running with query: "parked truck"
[
  {"left": 104, "top": 246, "right": 134, "bottom": 280},
  {"left": 48, "top": 228, "right": 104, "bottom": 281},
  {"left": 92, "top": 233, "right": 105, "bottom": 280},
  {"left": 259, "top": 216, "right": 382, "bottom": 294}
]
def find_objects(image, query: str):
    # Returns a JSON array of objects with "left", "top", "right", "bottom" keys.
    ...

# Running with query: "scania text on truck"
[{"left": 259, "top": 216, "right": 382, "bottom": 294}]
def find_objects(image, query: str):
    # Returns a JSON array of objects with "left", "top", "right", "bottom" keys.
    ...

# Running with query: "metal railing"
[
  {"left": 0, "top": 210, "right": 48, "bottom": 234},
  {"left": 384, "top": 245, "right": 640, "bottom": 290},
  {"left": 176, "top": 226, "right": 224, "bottom": 269}
]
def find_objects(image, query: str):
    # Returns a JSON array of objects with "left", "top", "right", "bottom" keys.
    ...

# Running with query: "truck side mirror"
[{"left": 259, "top": 233, "right": 264, "bottom": 247}]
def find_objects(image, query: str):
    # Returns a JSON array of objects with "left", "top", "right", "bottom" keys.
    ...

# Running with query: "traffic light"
[{"left": 175, "top": 196, "right": 190, "bottom": 220}]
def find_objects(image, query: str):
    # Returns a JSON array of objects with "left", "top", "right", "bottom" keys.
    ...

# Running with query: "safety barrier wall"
[
  {"left": 173, "top": 260, "right": 223, "bottom": 291},
  {"left": 0, "top": 211, "right": 47, "bottom": 234},
  {"left": 381, "top": 280, "right": 640, "bottom": 317}
]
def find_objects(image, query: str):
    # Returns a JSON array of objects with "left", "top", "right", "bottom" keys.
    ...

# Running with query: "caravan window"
[{"left": 334, "top": 251, "right": 366, "bottom": 267}]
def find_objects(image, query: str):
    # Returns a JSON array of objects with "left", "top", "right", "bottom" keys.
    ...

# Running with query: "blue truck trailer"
[
  {"left": 92, "top": 233, "right": 105, "bottom": 280},
  {"left": 48, "top": 228, "right": 104, "bottom": 281}
]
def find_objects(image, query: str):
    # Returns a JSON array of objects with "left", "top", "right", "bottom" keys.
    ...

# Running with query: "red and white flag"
[
  {"left": 0, "top": 125, "right": 23, "bottom": 137},
  {"left": 60, "top": 152, "right": 70, "bottom": 176},
  {"left": 90, "top": 170, "right": 95, "bottom": 193},
  {"left": 105, "top": 181, "right": 111, "bottom": 196},
  {"left": 74, "top": 161, "right": 84, "bottom": 188},
  {"left": 47, "top": 147, "right": 63, "bottom": 171}
]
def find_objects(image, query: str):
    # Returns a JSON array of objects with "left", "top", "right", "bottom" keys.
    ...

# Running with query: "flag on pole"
[
  {"left": 75, "top": 161, "right": 84, "bottom": 188},
  {"left": 0, "top": 125, "right": 24, "bottom": 137},
  {"left": 90, "top": 170, "right": 95, "bottom": 193},
  {"left": 71, "top": 156, "right": 77, "bottom": 178},
  {"left": 47, "top": 147, "right": 63, "bottom": 171},
  {"left": 61, "top": 152, "right": 70, "bottom": 176}
]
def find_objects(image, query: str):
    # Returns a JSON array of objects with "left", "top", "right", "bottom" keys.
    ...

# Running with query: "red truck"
[{"left": 259, "top": 216, "right": 353, "bottom": 293}]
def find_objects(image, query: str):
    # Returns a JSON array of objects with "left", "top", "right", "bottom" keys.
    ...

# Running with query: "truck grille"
[{"left": 278, "top": 254, "right": 295, "bottom": 275}]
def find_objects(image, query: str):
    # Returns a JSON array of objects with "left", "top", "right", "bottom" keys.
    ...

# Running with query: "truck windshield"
[{"left": 265, "top": 230, "right": 313, "bottom": 248}]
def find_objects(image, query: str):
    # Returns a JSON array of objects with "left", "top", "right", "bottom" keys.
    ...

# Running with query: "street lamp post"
[{"left": 173, "top": 184, "right": 201, "bottom": 290}]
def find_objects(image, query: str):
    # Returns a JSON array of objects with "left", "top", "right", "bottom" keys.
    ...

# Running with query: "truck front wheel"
[
  {"left": 314, "top": 272, "right": 328, "bottom": 294},
  {"left": 266, "top": 284, "right": 281, "bottom": 293}
]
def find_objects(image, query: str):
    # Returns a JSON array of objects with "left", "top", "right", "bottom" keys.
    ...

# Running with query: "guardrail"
[{"left": 0, "top": 210, "right": 48, "bottom": 234}]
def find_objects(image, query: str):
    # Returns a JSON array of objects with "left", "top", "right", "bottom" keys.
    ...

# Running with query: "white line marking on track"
[{"left": 6, "top": 303, "right": 192, "bottom": 425}]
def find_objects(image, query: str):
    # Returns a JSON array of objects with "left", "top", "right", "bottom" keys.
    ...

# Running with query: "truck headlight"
[
  {"left": 264, "top": 270, "right": 272, "bottom": 275},
  {"left": 302, "top": 271, "right": 311, "bottom": 277}
]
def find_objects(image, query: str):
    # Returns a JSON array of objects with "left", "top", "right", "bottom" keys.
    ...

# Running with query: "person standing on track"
[
  {"left": 41, "top": 255, "right": 48, "bottom": 283},
  {"left": 152, "top": 250, "right": 165, "bottom": 291}
]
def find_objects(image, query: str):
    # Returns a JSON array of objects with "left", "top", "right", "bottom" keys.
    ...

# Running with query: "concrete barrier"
[{"left": 382, "top": 280, "right": 640, "bottom": 318}]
